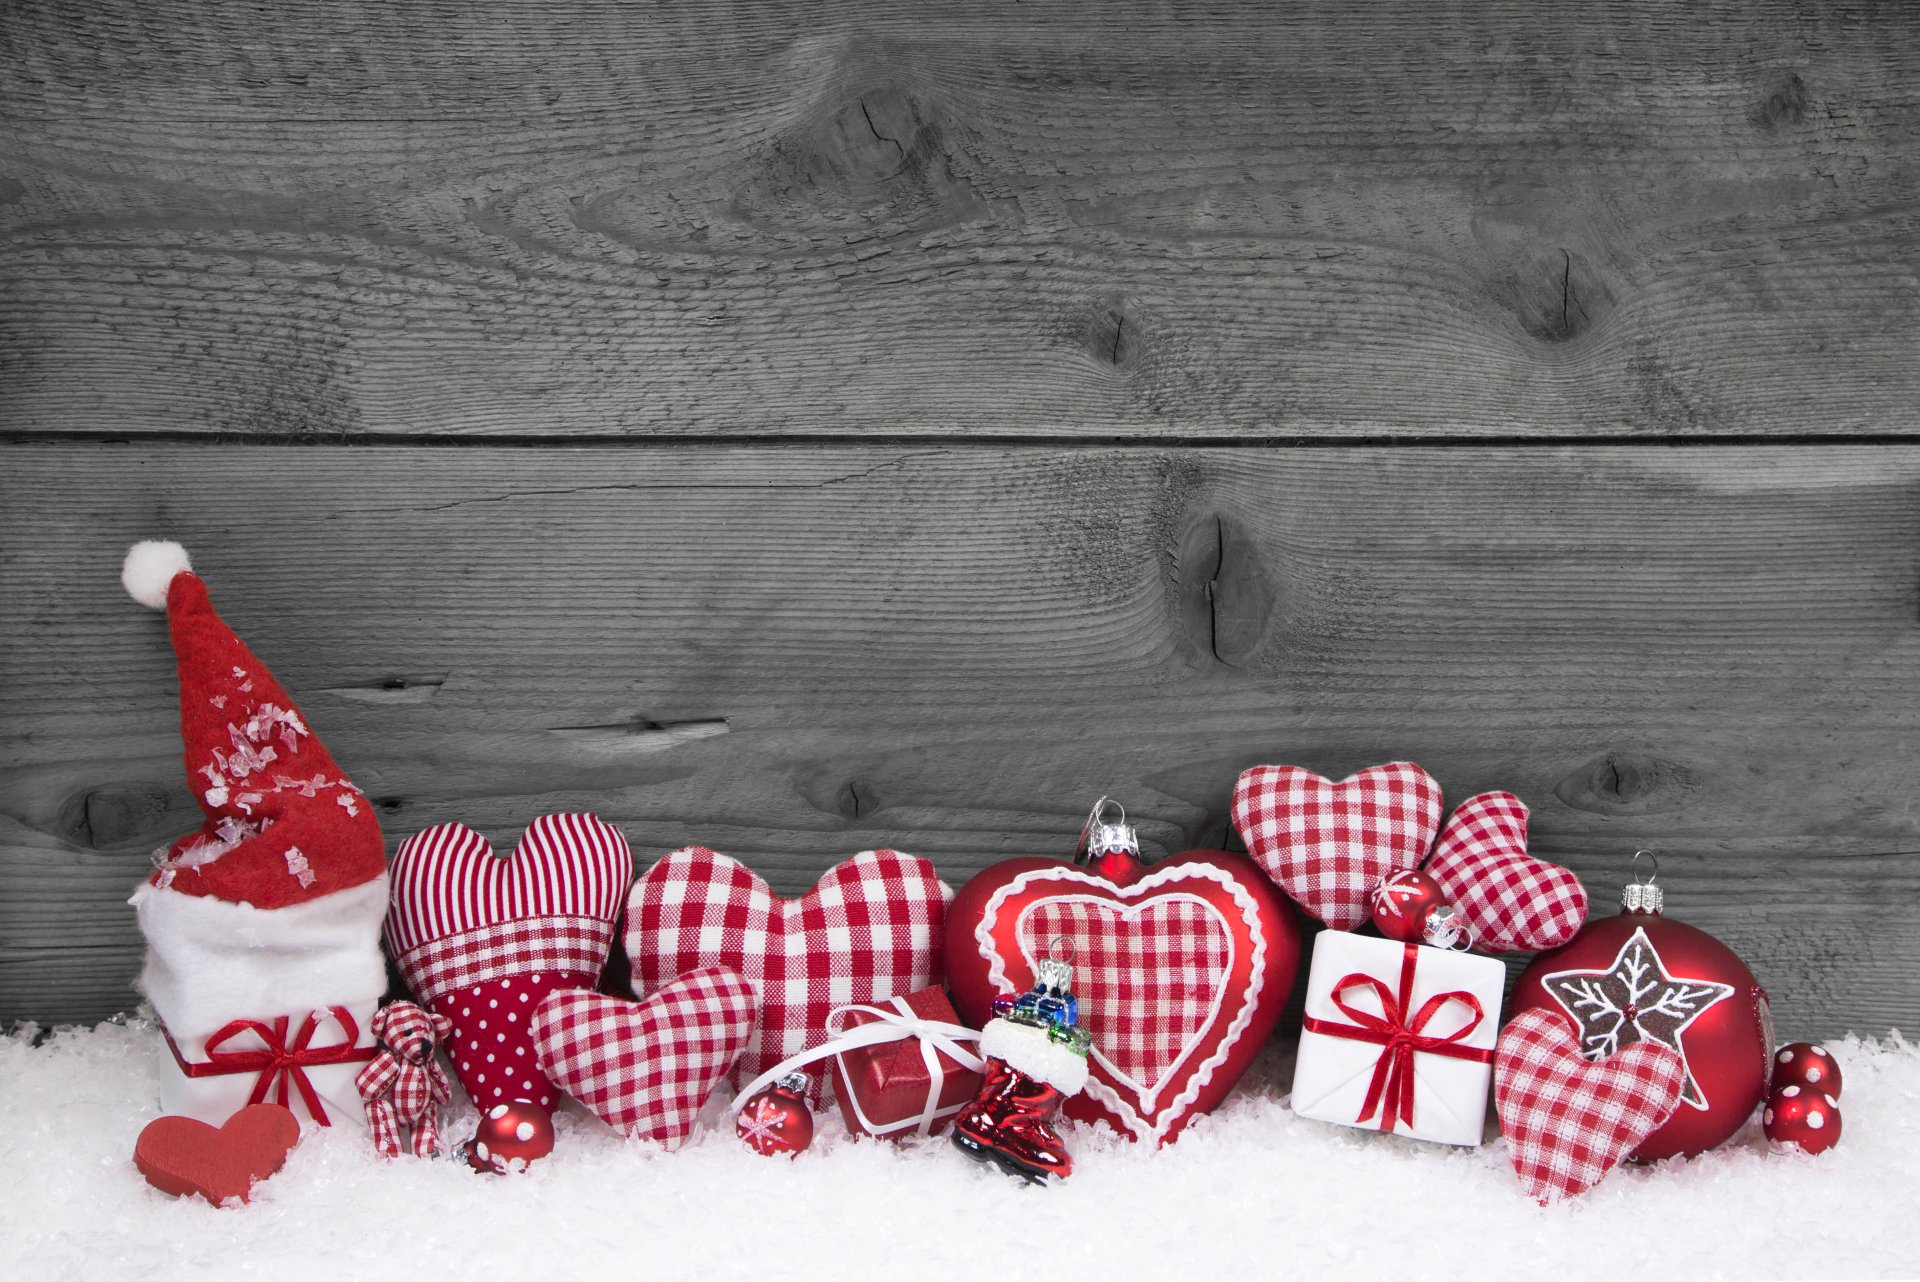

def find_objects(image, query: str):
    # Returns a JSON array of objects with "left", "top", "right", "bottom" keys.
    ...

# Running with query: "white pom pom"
[{"left": 122, "top": 540, "right": 193, "bottom": 609}]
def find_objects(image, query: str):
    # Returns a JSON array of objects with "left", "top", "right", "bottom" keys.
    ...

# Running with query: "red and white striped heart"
[
  {"left": 532, "top": 968, "right": 756, "bottom": 1149},
  {"left": 1494, "top": 1009, "right": 1686, "bottom": 1205},
  {"left": 385, "top": 814, "right": 633, "bottom": 1114},
  {"left": 625, "top": 848, "right": 950, "bottom": 1100},
  {"left": 1231, "top": 763, "right": 1443, "bottom": 930},
  {"left": 1426, "top": 793, "right": 1588, "bottom": 953}
]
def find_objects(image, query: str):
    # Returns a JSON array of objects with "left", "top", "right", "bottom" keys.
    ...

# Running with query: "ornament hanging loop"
[
  {"left": 1622, "top": 849, "right": 1665, "bottom": 915},
  {"left": 1074, "top": 795, "right": 1140, "bottom": 868}
]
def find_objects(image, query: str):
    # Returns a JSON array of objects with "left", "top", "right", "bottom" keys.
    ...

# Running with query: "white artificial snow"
[{"left": 4, "top": 1017, "right": 1916, "bottom": 1281}]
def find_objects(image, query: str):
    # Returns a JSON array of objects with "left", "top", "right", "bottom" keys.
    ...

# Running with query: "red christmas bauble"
[
  {"left": 1772, "top": 1042, "right": 1843, "bottom": 1099},
  {"left": 463, "top": 1100, "right": 555, "bottom": 1174},
  {"left": 737, "top": 1080, "right": 814, "bottom": 1157},
  {"left": 946, "top": 844, "right": 1298, "bottom": 1145},
  {"left": 1369, "top": 870, "right": 1450, "bottom": 943},
  {"left": 1763, "top": 1084, "right": 1841, "bottom": 1155},
  {"left": 1512, "top": 910, "right": 1770, "bottom": 1161}
]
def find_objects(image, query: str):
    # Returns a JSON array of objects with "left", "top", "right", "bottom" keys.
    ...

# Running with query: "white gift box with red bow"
[{"left": 1290, "top": 930, "right": 1505, "bottom": 1146}]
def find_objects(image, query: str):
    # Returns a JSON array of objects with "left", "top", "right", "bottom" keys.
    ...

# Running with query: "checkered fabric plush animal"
[{"left": 355, "top": 1002, "right": 454, "bottom": 1157}]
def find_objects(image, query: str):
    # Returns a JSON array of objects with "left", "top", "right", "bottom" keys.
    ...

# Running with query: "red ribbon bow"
[
  {"left": 1300, "top": 943, "right": 1492, "bottom": 1134},
  {"left": 166, "top": 1007, "right": 375, "bottom": 1127}
]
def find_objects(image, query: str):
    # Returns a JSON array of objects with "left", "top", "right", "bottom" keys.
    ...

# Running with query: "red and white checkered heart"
[
  {"left": 1494, "top": 1009, "right": 1686, "bottom": 1205},
  {"left": 1231, "top": 763, "right": 1443, "bottom": 930},
  {"left": 385, "top": 814, "right": 634, "bottom": 1115},
  {"left": 624, "top": 847, "right": 950, "bottom": 1100},
  {"left": 1426, "top": 793, "right": 1588, "bottom": 954},
  {"left": 532, "top": 969, "right": 756, "bottom": 1150}
]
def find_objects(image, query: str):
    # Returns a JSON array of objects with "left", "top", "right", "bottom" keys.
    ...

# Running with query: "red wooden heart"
[
  {"left": 1493, "top": 1009, "right": 1686, "bottom": 1204},
  {"left": 1425, "top": 792, "right": 1587, "bottom": 953},
  {"left": 385, "top": 813, "right": 634, "bottom": 1114},
  {"left": 134, "top": 1103, "right": 301, "bottom": 1205},
  {"left": 946, "top": 850, "right": 1299, "bottom": 1145},
  {"left": 1232, "top": 762, "right": 1442, "bottom": 930},
  {"left": 625, "top": 848, "right": 950, "bottom": 1099},
  {"left": 532, "top": 968, "right": 756, "bottom": 1149}
]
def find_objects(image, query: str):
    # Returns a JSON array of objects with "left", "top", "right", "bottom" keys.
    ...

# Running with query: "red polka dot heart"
[{"left": 384, "top": 814, "right": 634, "bottom": 1115}]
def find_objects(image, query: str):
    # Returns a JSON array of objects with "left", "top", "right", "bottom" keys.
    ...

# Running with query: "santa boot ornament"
[
  {"left": 121, "top": 541, "right": 389, "bottom": 1129},
  {"left": 952, "top": 949, "right": 1092, "bottom": 1184}
]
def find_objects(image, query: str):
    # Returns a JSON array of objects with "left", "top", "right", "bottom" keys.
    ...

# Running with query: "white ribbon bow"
[{"left": 734, "top": 996, "right": 987, "bottom": 1139}]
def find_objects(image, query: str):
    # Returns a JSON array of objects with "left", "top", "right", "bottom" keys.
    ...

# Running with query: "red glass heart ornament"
[
  {"left": 947, "top": 841, "right": 1298, "bottom": 1146},
  {"left": 133, "top": 1103, "right": 302, "bottom": 1205}
]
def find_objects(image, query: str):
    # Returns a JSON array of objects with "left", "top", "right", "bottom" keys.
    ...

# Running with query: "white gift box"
[{"left": 1290, "top": 930, "right": 1504, "bottom": 1146}]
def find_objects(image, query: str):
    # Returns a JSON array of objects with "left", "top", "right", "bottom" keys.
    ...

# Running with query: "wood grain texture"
[
  {"left": 2, "top": 444, "right": 1916, "bottom": 1035},
  {"left": 4, "top": 0, "right": 1918, "bottom": 440}
]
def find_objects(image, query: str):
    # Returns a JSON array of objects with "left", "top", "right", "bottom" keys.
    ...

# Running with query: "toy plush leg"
[
  {"left": 410, "top": 1108, "right": 441, "bottom": 1158},
  {"left": 364, "top": 1098, "right": 401, "bottom": 1158}
]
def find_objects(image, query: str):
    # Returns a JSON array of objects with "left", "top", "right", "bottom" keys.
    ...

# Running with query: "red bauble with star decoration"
[
  {"left": 463, "top": 1100, "right": 555, "bottom": 1174},
  {"left": 1763, "top": 1083, "right": 1841, "bottom": 1155},
  {"left": 1511, "top": 866, "right": 1770, "bottom": 1162},
  {"left": 737, "top": 1072, "right": 814, "bottom": 1157}
]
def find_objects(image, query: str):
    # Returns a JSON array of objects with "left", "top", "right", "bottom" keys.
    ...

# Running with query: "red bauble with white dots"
[
  {"left": 464, "top": 1100, "right": 555, "bottom": 1174},
  {"left": 1772, "top": 1042, "right": 1843, "bottom": 1099},
  {"left": 1370, "top": 870, "right": 1450, "bottom": 943},
  {"left": 737, "top": 1075, "right": 814, "bottom": 1157},
  {"left": 1764, "top": 1084, "right": 1841, "bottom": 1155}
]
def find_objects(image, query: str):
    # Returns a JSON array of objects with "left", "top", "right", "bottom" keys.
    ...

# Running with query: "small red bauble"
[
  {"left": 1772, "top": 1042, "right": 1843, "bottom": 1099},
  {"left": 1369, "top": 870, "right": 1450, "bottom": 943},
  {"left": 737, "top": 1073, "right": 814, "bottom": 1157},
  {"left": 463, "top": 1100, "right": 555, "bottom": 1174},
  {"left": 1763, "top": 1084, "right": 1841, "bottom": 1155}
]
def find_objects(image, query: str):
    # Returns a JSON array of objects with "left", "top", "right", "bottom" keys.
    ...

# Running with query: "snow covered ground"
[{"left": 5, "top": 1016, "right": 1915, "bottom": 1281}]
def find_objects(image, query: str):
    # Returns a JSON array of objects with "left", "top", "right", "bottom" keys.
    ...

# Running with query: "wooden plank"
[
  {"left": 4, "top": 1, "right": 1918, "bottom": 441},
  {"left": 2, "top": 443, "right": 1916, "bottom": 1036}
]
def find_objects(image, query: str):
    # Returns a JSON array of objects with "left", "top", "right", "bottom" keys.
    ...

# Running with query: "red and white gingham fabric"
[
  {"left": 1494, "top": 1009, "right": 1686, "bottom": 1205},
  {"left": 1426, "top": 792, "right": 1588, "bottom": 954},
  {"left": 1231, "top": 762, "right": 1442, "bottom": 929},
  {"left": 532, "top": 968, "right": 756, "bottom": 1149},
  {"left": 385, "top": 814, "right": 635, "bottom": 1114},
  {"left": 1017, "top": 899, "right": 1229, "bottom": 1096},
  {"left": 624, "top": 848, "right": 949, "bottom": 1100}
]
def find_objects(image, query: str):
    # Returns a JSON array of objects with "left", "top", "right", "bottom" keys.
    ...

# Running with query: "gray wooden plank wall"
[{"left": 3, "top": 2, "right": 1916, "bottom": 1038}]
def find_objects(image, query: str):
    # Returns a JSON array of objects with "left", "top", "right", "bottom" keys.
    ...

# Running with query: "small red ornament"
[
  {"left": 1369, "top": 870, "right": 1450, "bottom": 943},
  {"left": 1772, "top": 1042, "right": 1843, "bottom": 1099},
  {"left": 737, "top": 1072, "right": 814, "bottom": 1157},
  {"left": 1764, "top": 1084, "right": 1841, "bottom": 1155},
  {"left": 1511, "top": 856, "right": 1771, "bottom": 1162},
  {"left": 463, "top": 1099, "right": 554, "bottom": 1174}
]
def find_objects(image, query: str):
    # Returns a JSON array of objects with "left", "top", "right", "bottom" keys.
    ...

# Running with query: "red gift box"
[{"left": 827, "top": 987, "right": 985, "bottom": 1140}]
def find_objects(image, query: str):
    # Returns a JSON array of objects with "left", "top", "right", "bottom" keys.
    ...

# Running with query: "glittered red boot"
[{"left": 951, "top": 1006, "right": 1090, "bottom": 1184}]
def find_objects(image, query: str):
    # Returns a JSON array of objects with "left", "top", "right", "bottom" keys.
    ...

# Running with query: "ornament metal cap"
[
  {"left": 1074, "top": 795, "right": 1139, "bottom": 867},
  {"left": 775, "top": 1070, "right": 811, "bottom": 1094},
  {"left": 1621, "top": 849, "right": 1665, "bottom": 915}
]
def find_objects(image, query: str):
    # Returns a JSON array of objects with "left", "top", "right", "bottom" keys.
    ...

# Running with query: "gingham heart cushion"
[
  {"left": 624, "top": 847, "right": 949, "bottom": 1100},
  {"left": 1425, "top": 792, "right": 1587, "bottom": 953},
  {"left": 385, "top": 814, "right": 633, "bottom": 1113},
  {"left": 1494, "top": 1009, "right": 1686, "bottom": 1205},
  {"left": 1231, "top": 762, "right": 1443, "bottom": 929},
  {"left": 532, "top": 968, "right": 755, "bottom": 1149}
]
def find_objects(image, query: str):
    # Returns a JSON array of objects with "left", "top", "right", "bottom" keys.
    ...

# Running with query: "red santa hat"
[{"left": 124, "top": 541, "right": 390, "bottom": 1075}]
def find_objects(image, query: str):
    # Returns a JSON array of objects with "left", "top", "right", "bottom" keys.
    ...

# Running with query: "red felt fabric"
[{"left": 150, "top": 573, "right": 385, "bottom": 908}]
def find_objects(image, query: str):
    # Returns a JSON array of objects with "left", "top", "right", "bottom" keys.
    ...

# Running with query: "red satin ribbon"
[
  {"left": 165, "top": 1007, "right": 375, "bottom": 1126},
  {"left": 1300, "top": 943, "right": 1492, "bottom": 1134}
]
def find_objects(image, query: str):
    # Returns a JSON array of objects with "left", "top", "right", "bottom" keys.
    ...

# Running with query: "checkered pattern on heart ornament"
[
  {"left": 384, "top": 814, "right": 634, "bottom": 1113},
  {"left": 1231, "top": 762, "right": 1442, "bottom": 929},
  {"left": 1494, "top": 1009, "right": 1687, "bottom": 1205},
  {"left": 1426, "top": 792, "right": 1588, "bottom": 954},
  {"left": 623, "top": 847, "right": 950, "bottom": 1100},
  {"left": 1016, "top": 898, "right": 1229, "bottom": 1102},
  {"left": 531, "top": 968, "right": 756, "bottom": 1150}
]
